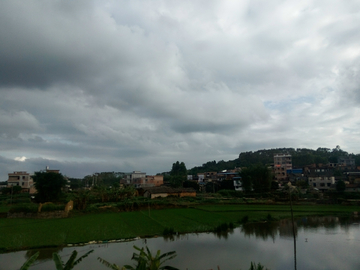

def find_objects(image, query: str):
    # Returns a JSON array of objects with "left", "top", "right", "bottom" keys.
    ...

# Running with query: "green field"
[{"left": 0, "top": 204, "right": 358, "bottom": 253}]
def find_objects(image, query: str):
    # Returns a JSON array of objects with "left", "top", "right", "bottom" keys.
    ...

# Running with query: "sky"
[{"left": 1, "top": 0, "right": 360, "bottom": 180}]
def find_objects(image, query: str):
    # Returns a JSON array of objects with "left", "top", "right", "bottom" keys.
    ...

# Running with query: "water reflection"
[
  {"left": 239, "top": 216, "right": 360, "bottom": 241},
  {"left": 242, "top": 222, "right": 278, "bottom": 241},
  {"left": 2, "top": 215, "right": 360, "bottom": 270},
  {"left": 163, "top": 228, "right": 235, "bottom": 241},
  {"left": 25, "top": 247, "right": 64, "bottom": 262}
]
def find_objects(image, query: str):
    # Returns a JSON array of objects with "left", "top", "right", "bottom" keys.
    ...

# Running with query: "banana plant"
[
  {"left": 52, "top": 250, "right": 93, "bottom": 270},
  {"left": 249, "top": 262, "right": 269, "bottom": 270},
  {"left": 98, "top": 245, "right": 178, "bottom": 270},
  {"left": 20, "top": 251, "right": 39, "bottom": 270}
]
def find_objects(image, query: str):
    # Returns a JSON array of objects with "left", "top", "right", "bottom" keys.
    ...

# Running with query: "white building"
[
  {"left": 308, "top": 176, "right": 335, "bottom": 191},
  {"left": 7, "top": 171, "right": 35, "bottom": 193}
]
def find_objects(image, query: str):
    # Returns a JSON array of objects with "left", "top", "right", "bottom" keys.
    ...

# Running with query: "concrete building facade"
[
  {"left": 274, "top": 154, "right": 292, "bottom": 182},
  {"left": 7, "top": 171, "right": 35, "bottom": 193}
]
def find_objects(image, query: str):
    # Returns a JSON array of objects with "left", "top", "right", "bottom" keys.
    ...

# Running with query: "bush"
[
  {"left": 213, "top": 222, "right": 234, "bottom": 233},
  {"left": 240, "top": 215, "right": 249, "bottom": 224},
  {"left": 84, "top": 204, "right": 99, "bottom": 213},
  {"left": 41, "top": 204, "right": 65, "bottom": 212},
  {"left": 163, "top": 227, "right": 176, "bottom": 236},
  {"left": 9, "top": 203, "right": 38, "bottom": 213}
]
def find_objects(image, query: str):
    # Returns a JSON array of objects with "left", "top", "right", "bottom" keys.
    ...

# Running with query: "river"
[{"left": 1, "top": 216, "right": 360, "bottom": 270}]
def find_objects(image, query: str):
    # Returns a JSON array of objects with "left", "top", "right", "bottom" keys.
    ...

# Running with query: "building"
[
  {"left": 217, "top": 170, "right": 239, "bottom": 181},
  {"left": 338, "top": 156, "right": 355, "bottom": 167},
  {"left": 233, "top": 177, "right": 243, "bottom": 191},
  {"left": 132, "top": 175, "right": 164, "bottom": 188},
  {"left": 123, "top": 171, "right": 146, "bottom": 184},
  {"left": 308, "top": 176, "right": 335, "bottom": 191},
  {"left": 7, "top": 171, "right": 35, "bottom": 193},
  {"left": 274, "top": 154, "right": 292, "bottom": 182}
]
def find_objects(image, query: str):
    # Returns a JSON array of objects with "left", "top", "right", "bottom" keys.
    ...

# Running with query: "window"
[
  {"left": 22, "top": 182, "right": 24, "bottom": 186},
  {"left": 327, "top": 183, "right": 331, "bottom": 187},
  {"left": 320, "top": 183, "right": 325, "bottom": 187},
  {"left": 313, "top": 183, "right": 316, "bottom": 187}
]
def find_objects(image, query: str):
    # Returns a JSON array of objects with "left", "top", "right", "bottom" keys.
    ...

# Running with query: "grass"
[{"left": 0, "top": 204, "right": 358, "bottom": 253}]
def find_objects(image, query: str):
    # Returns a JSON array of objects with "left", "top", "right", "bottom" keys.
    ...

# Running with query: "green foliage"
[
  {"left": 33, "top": 172, "right": 67, "bottom": 202},
  {"left": 41, "top": 203, "right": 65, "bottom": 212},
  {"left": 170, "top": 161, "right": 187, "bottom": 176},
  {"left": 188, "top": 146, "right": 360, "bottom": 174},
  {"left": 240, "top": 165, "right": 272, "bottom": 193},
  {"left": 240, "top": 215, "right": 249, "bottom": 224},
  {"left": 2, "top": 186, "right": 23, "bottom": 195},
  {"left": 336, "top": 180, "right": 346, "bottom": 192},
  {"left": 163, "top": 227, "right": 176, "bottom": 236},
  {"left": 188, "top": 160, "right": 238, "bottom": 175},
  {"left": 213, "top": 222, "right": 235, "bottom": 233},
  {"left": 249, "top": 262, "right": 270, "bottom": 270},
  {"left": 219, "top": 180, "right": 235, "bottom": 190},
  {"left": 168, "top": 161, "right": 187, "bottom": 187},
  {"left": 99, "top": 245, "right": 178, "bottom": 270},
  {"left": 8, "top": 203, "right": 38, "bottom": 213},
  {"left": 20, "top": 251, "right": 39, "bottom": 270},
  {"left": 182, "top": 180, "right": 199, "bottom": 191},
  {"left": 52, "top": 250, "right": 93, "bottom": 270},
  {"left": 218, "top": 190, "right": 244, "bottom": 198},
  {"left": 270, "top": 181, "right": 279, "bottom": 190}
]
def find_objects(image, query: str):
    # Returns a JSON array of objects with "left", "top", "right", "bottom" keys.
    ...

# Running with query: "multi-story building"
[
  {"left": 132, "top": 175, "right": 164, "bottom": 188},
  {"left": 274, "top": 154, "right": 292, "bottom": 182},
  {"left": 308, "top": 176, "right": 335, "bottom": 191},
  {"left": 338, "top": 156, "right": 355, "bottom": 167},
  {"left": 7, "top": 171, "right": 35, "bottom": 193},
  {"left": 122, "top": 171, "right": 147, "bottom": 184}
]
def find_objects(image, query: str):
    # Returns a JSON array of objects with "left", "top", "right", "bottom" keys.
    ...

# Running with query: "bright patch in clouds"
[{"left": 14, "top": 156, "right": 27, "bottom": 162}]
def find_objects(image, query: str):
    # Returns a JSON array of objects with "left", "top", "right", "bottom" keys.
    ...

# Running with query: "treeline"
[{"left": 188, "top": 146, "right": 360, "bottom": 174}]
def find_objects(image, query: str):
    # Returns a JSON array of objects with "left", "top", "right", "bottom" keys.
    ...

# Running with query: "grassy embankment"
[{"left": 0, "top": 204, "right": 358, "bottom": 253}]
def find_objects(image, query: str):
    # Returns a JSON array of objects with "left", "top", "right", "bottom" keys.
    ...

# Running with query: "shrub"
[
  {"left": 214, "top": 222, "right": 234, "bottom": 233},
  {"left": 240, "top": 215, "right": 249, "bottom": 224},
  {"left": 163, "top": 227, "right": 176, "bottom": 236},
  {"left": 218, "top": 190, "right": 244, "bottom": 198},
  {"left": 84, "top": 204, "right": 99, "bottom": 213},
  {"left": 41, "top": 204, "right": 65, "bottom": 212},
  {"left": 9, "top": 203, "right": 38, "bottom": 213}
]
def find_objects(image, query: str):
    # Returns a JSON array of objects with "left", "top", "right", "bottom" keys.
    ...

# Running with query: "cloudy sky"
[{"left": 1, "top": 0, "right": 360, "bottom": 179}]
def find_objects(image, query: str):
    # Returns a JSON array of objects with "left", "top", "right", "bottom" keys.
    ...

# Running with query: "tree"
[
  {"left": 169, "top": 161, "right": 187, "bottom": 187},
  {"left": 183, "top": 180, "right": 199, "bottom": 191},
  {"left": 33, "top": 172, "right": 67, "bottom": 202},
  {"left": 98, "top": 245, "right": 178, "bottom": 270},
  {"left": 240, "top": 165, "right": 272, "bottom": 193},
  {"left": 336, "top": 180, "right": 346, "bottom": 192},
  {"left": 20, "top": 251, "right": 39, "bottom": 270},
  {"left": 53, "top": 250, "right": 93, "bottom": 270}
]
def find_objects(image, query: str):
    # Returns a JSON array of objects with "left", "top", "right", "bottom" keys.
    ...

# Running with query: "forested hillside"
[{"left": 188, "top": 146, "right": 360, "bottom": 175}]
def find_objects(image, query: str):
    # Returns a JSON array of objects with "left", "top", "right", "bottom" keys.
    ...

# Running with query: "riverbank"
[{"left": 1, "top": 203, "right": 358, "bottom": 253}]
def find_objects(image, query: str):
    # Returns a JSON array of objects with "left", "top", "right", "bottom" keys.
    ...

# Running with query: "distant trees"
[
  {"left": 1, "top": 185, "right": 22, "bottom": 195},
  {"left": 183, "top": 180, "right": 199, "bottom": 191},
  {"left": 33, "top": 172, "right": 67, "bottom": 202},
  {"left": 187, "top": 146, "right": 360, "bottom": 175},
  {"left": 336, "top": 180, "right": 346, "bottom": 192},
  {"left": 240, "top": 165, "right": 272, "bottom": 193},
  {"left": 169, "top": 161, "right": 187, "bottom": 187}
]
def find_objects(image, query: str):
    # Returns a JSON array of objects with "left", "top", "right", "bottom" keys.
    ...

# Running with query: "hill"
[{"left": 187, "top": 146, "right": 360, "bottom": 175}]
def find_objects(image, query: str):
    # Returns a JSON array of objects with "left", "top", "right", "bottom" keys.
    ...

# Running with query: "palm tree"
[
  {"left": 98, "top": 245, "right": 178, "bottom": 270},
  {"left": 52, "top": 250, "right": 93, "bottom": 270}
]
